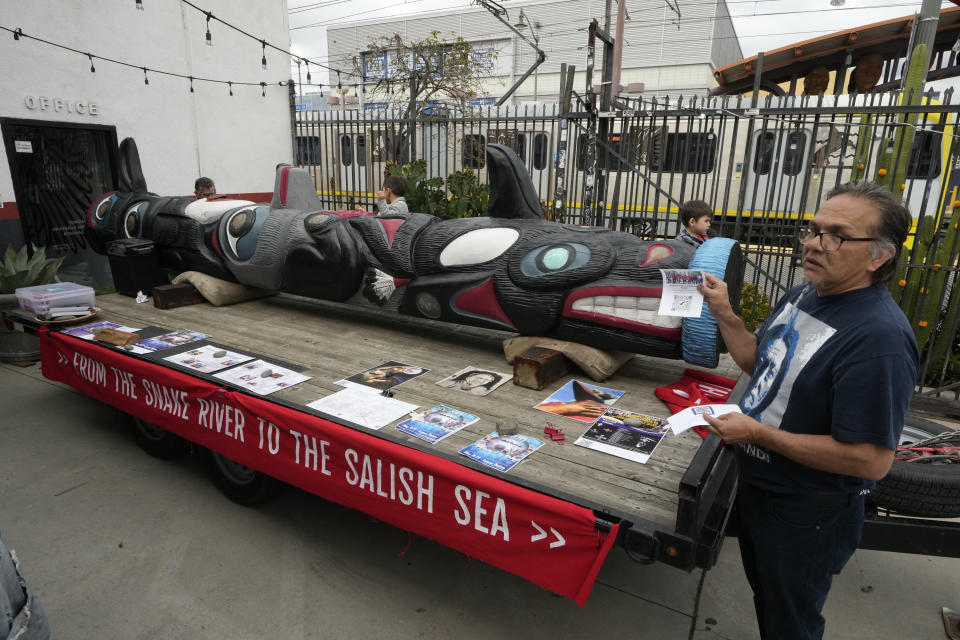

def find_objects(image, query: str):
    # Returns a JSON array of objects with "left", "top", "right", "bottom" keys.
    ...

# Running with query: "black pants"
[{"left": 736, "top": 484, "right": 865, "bottom": 640}]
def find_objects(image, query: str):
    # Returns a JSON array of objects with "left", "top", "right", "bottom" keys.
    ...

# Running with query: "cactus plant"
[
  {"left": 919, "top": 202, "right": 960, "bottom": 378},
  {"left": 875, "top": 44, "right": 926, "bottom": 193}
]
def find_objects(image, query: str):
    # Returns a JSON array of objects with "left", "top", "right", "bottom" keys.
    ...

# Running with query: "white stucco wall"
[{"left": 0, "top": 0, "right": 292, "bottom": 202}]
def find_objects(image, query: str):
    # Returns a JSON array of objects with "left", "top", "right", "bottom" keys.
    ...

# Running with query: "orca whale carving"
[{"left": 86, "top": 139, "right": 743, "bottom": 366}]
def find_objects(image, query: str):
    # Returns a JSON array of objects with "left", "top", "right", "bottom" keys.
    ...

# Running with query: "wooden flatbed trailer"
[{"left": 5, "top": 291, "right": 957, "bottom": 603}]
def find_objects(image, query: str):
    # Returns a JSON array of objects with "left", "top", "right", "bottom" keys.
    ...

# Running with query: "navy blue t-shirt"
[{"left": 737, "top": 283, "right": 918, "bottom": 495}]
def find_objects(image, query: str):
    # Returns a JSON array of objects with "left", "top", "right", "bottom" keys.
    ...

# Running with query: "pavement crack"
[
  {"left": 593, "top": 579, "right": 693, "bottom": 618},
  {"left": 54, "top": 480, "right": 90, "bottom": 496}
]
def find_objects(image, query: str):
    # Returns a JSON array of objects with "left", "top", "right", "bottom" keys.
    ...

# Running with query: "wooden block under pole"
[
  {"left": 152, "top": 283, "right": 206, "bottom": 310},
  {"left": 513, "top": 347, "right": 571, "bottom": 391}
]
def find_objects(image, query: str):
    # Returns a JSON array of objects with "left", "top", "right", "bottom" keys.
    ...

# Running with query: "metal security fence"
[{"left": 294, "top": 91, "right": 960, "bottom": 406}]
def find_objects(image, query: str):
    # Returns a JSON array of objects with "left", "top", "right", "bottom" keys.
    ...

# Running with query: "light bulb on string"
[
  {"left": 13, "top": 28, "right": 22, "bottom": 41},
  {"left": 261, "top": 82, "right": 267, "bottom": 97},
  {"left": 143, "top": 67, "right": 149, "bottom": 85},
  {"left": 189, "top": 76, "right": 195, "bottom": 93},
  {"left": 228, "top": 81, "right": 233, "bottom": 96},
  {"left": 88, "top": 53, "right": 95, "bottom": 73},
  {"left": 135, "top": 0, "right": 144, "bottom": 10},
  {"left": 205, "top": 12, "right": 213, "bottom": 46},
  {"left": 261, "top": 40, "right": 267, "bottom": 70},
  {"left": 306, "top": 61, "right": 311, "bottom": 83}
]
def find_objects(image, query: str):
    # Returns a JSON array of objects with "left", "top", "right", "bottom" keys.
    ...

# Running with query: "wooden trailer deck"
[{"left": 12, "top": 291, "right": 740, "bottom": 600}]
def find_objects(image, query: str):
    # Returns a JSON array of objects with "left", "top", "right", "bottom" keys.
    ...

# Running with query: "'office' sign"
[{"left": 24, "top": 95, "right": 99, "bottom": 116}]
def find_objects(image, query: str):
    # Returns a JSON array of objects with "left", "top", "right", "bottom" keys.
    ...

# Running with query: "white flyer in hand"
[
  {"left": 658, "top": 269, "right": 706, "bottom": 317},
  {"left": 667, "top": 403, "right": 742, "bottom": 435}
]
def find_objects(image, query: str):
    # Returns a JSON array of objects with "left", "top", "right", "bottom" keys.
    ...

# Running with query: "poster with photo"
[
  {"left": 435, "top": 367, "right": 511, "bottom": 396},
  {"left": 534, "top": 380, "right": 624, "bottom": 423},
  {"left": 336, "top": 360, "right": 429, "bottom": 393},
  {"left": 213, "top": 359, "right": 310, "bottom": 395},
  {"left": 163, "top": 345, "right": 254, "bottom": 374},
  {"left": 459, "top": 432, "right": 544, "bottom": 473},
  {"left": 396, "top": 405, "right": 479, "bottom": 444},
  {"left": 135, "top": 329, "right": 209, "bottom": 352},
  {"left": 574, "top": 408, "right": 668, "bottom": 464},
  {"left": 62, "top": 321, "right": 141, "bottom": 341}
]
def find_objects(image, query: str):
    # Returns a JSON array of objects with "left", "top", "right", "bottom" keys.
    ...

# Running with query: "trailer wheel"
[
  {"left": 130, "top": 415, "right": 187, "bottom": 459},
  {"left": 868, "top": 417, "right": 960, "bottom": 518},
  {"left": 208, "top": 451, "right": 282, "bottom": 506}
]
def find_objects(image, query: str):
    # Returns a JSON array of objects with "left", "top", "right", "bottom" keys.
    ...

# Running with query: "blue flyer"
[
  {"left": 459, "top": 432, "right": 544, "bottom": 473},
  {"left": 396, "top": 405, "right": 479, "bottom": 444}
]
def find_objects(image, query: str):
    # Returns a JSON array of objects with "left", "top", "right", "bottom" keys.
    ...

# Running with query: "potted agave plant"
[{"left": 0, "top": 245, "right": 63, "bottom": 362}]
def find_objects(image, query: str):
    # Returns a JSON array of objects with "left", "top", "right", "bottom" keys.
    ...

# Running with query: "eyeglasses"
[{"left": 802, "top": 227, "right": 876, "bottom": 253}]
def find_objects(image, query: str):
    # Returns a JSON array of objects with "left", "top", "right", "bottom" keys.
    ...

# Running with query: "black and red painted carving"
[{"left": 86, "top": 139, "right": 743, "bottom": 366}]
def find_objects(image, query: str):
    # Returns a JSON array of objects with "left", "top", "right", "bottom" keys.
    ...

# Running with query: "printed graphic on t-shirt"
[{"left": 739, "top": 300, "right": 836, "bottom": 460}]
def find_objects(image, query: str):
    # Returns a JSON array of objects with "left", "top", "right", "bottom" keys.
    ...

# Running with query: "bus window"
[
  {"left": 533, "top": 133, "right": 548, "bottom": 170},
  {"left": 489, "top": 129, "right": 518, "bottom": 148},
  {"left": 907, "top": 129, "right": 942, "bottom": 178},
  {"left": 655, "top": 132, "right": 717, "bottom": 173},
  {"left": 516, "top": 133, "right": 527, "bottom": 164},
  {"left": 357, "top": 134, "right": 367, "bottom": 167},
  {"left": 340, "top": 135, "right": 353, "bottom": 167},
  {"left": 296, "top": 136, "right": 321, "bottom": 166},
  {"left": 753, "top": 132, "right": 776, "bottom": 175},
  {"left": 783, "top": 131, "right": 808, "bottom": 177},
  {"left": 463, "top": 134, "right": 486, "bottom": 168}
]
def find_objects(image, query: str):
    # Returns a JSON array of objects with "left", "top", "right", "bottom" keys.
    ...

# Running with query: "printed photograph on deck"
[
  {"left": 336, "top": 360, "right": 430, "bottom": 392},
  {"left": 163, "top": 345, "right": 254, "bottom": 374},
  {"left": 574, "top": 408, "right": 668, "bottom": 464},
  {"left": 459, "top": 432, "right": 544, "bottom": 472},
  {"left": 534, "top": 380, "right": 624, "bottom": 423},
  {"left": 396, "top": 405, "right": 479, "bottom": 444},
  {"left": 435, "top": 366, "right": 511, "bottom": 396}
]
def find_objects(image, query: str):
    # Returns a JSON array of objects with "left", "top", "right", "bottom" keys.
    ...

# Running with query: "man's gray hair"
[{"left": 826, "top": 181, "right": 912, "bottom": 284}]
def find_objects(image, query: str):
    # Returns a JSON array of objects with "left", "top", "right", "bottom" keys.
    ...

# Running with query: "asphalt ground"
[{"left": 1, "top": 360, "right": 958, "bottom": 640}]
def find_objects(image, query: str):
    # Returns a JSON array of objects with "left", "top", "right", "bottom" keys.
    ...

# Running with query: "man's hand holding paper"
[{"left": 666, "top": 403, "right": 742, "bottom": 435}]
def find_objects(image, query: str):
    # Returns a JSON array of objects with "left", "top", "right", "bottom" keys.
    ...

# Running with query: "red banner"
[{"left": 39, "top": 329, "right": 619, "bottom": 605}]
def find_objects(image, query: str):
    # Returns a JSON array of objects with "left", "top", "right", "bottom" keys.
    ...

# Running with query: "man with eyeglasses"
[{"left": 698, "top": 181, "right": 918, "bottom": 640}]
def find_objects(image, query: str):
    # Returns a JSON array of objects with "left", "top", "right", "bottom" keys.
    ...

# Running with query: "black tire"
[
  {"left": 207, "top": 450, "right": 282, "bottom": 506},
  {"left": 130, "top": 415, "right": 188, "bottom": 459},
  {"left": 868, "top": 417, "right": 960, "bottom": 518}
]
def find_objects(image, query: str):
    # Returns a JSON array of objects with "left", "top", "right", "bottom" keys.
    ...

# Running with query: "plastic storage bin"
[
  {"left": 16, "top": 282, "right": 96, "bottom": 315},
  {"left": 106, "top": 238, "right": 168, "bottom": 296}
]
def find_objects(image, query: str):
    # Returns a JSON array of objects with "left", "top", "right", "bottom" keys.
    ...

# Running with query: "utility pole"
[
  {"left": 906, "top": 0, "right": 942, "bottom": 84},
  {"left": 611, "top": 0, "right": 627, "bottom": 102}
]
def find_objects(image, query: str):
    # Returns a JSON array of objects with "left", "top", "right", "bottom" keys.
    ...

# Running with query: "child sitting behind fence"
[
  {"left": 357, "top": 175, "right": 409, "bottom": 217},
  {"left": 675, "top": 200, "right": 712, "bottom": 247}
]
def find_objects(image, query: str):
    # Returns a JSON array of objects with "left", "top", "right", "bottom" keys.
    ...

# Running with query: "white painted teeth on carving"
[{"left": 571, "top": 296, "right": 682, "bottom": 328}]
